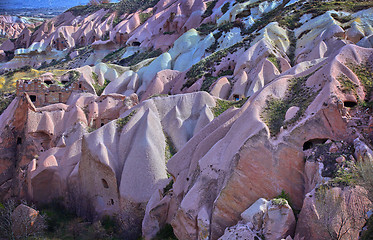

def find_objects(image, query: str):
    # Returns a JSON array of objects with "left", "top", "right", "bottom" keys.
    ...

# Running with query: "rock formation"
[{"left": 0, "top": 0, "right": 372, "bottom": 239}]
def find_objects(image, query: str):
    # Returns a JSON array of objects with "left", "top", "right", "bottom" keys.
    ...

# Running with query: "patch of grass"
[
  {"left": 268, "top": 54, "right": 281, "bottom": 72},
  {"left": 276, "top": 190, "right": 291, "bottom": 205},
  {"left": 261, "top": 97, "right": 287, "bottom": 136},
  {"left": 196, "top": 23, "right": 217, "bottom": 35},
  {"left": 0, "top": 37, "right": 8, "bottom": 45},
  {"left": 87, "top": 125, "right": 98, "bottom": 133},
  {"left": 101, "top": 11, "right": 112, "bottom": 22},
  {"left": 261, "top": 70, "right": 320, "bottom": 136},
  {"left": 218, "top": 69, "right": 234, "bottom": 77},
  {"left": 221, "top": 2, "right": 230, "bottom": 14},
  {"left": 212, "top": 98, "right": 247, "bottom": 117},
  {"left": 39, "top": 198, "right": 121, "bottom": 239},
  {"left": 116, "top": 110, "right": 137, "bottom": 131},
  {"left": 287, "top": 30, "right": 297, "bottom": 66},
  {"left": 329, "top": 164, "right": 357, "bottom": 187},
  {"left": 118, "top": 49, "right": 162, "bottom": 67},
  {"left": 162, "top": 180, "right": 174, "bottom": 197},
  {"left": 183, "top": 44, "right": 238, "bottom": 90},
  {"left": 149, "top": 94, "right": 169, "bottom": 99},
  {"left": 347, "top": 61, "right": 373, "bottom": 106},
  {"left": 163, "top": 31, "right": 175, "bottom": 35},
  {"left": 102, "top": 47, "right": 127, "bottom": 63},
  {"left": 153, "top": 224, "right": 177, "bottom": 240},
  {"left": 271, "top": 198, "right": 288, "bottom": 206},
  {"left": 298, "top": 29, "right": 311, "bottom": 40},
  {"left": 93, "top": 78, "right": 110, "bottom": 96},
  {"left": 202, "top": 0, "right": 218, "bottom": 18},
  {"left": 101, "top": 215, "right": 118, "bottom": 235},
  {"left": 164, "top": 132, "right": 177, "bottom": 161},
  {"left": 67, "top": 3, "right": 115, "bottom": 16},
  {"left": 336, "top": 74, "right": 358, "bottom": 95},
  {"left": 92, "top": 72, "right": 99, "bottom": 82},
  {"left": 278, "top": 0, "right": 373, "bottom": 30},
  {"left": 139, "top": 12, "right": 153, "bottom": 24},
  {"left": 102, "top": 31, "right": 110, "bottom": 41},
  {"left": 64, "top": 70, "right": 81, "bottom": 88},
  {"left": 331, "top": 13, "right": 353, "bottom": 23},
  {"left": 201, "top": 74, "right": 218, "bottom": 92}
]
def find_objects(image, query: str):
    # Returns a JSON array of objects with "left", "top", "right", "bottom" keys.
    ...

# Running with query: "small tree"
[
  {"left": 0, "top": 199, "right": 46, "bottom": 240},
  {"left": 0, "top": 199, "right": 16, "bottom": 240},
  {"left": 315, "top": 186, "right": 369, "bottom": 240},
  {"left": 355, "top": 160, "right": 373, "bottom": 202}
]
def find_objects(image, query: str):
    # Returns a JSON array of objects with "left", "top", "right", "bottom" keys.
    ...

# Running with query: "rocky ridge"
[{"left": 0, "top": 0, "right": 372, "bottom": 239}]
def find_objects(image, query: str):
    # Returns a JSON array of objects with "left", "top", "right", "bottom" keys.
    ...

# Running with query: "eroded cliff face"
[{"left": 0, "top": 0, "right": 373, "bottom": 239}]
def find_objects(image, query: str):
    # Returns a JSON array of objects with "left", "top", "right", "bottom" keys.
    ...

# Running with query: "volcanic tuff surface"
[{"left": 0, "top": 0, "right": 373, "bottom": 239}]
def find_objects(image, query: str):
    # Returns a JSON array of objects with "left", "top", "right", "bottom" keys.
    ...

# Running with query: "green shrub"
[
  {"left": 329, "top": 165, "right": 357, "bottom": 187},
  {"left": 162, "top": 180, "right": 174, "bottom": 197},
  {"left": 261, "top": 70, "right": 321, "bottom": 136},
  {"left": 347, "top": 61, "right": 373, "bottom": 107},
  {"left": 212, "top": 98, "right": 247, "bottom": 117},
  {"left": 64, "top": 70, "right": 81, "bottom": 88},
  {"left": 101, "top": 215, "right": 118, "bottom": 234},
  {"left": 196, "top": 23, "right": 217, "bottom": 35},
  {"left": 268, "top": 54, "right": 281, "bottom": 72},
  {"left": 202, "top": 0, "right": 218, "bottom": 18},
  {"left": 164, "top": 132, "right": 177, "bottom": 161},
  {"left": 271, "top": 198, "right": 288, "bottom": 206},
  {"left": 119, "top": 49, "right": 162, "bottom": 67},
  {"left": 331, "top": 13, "right": 353, "bottom": 23},
  {"left": 102, "top": 47, "right": 127, "bottom": 63},
  {"left": 0, "top": 93, "right": 15, "bottom": 115},
  {"left": 93, "top": 78, "right": 110, "bottom": 96},
  {"left": 102, "top": 31, "right": 110, "bottom": 41},
  {"left": 154, "top": 224, "right": 177, "bottom": 240},
  {"left": 218, "top": 69, "right": 234, "bottom": 77},
  {"left": 201, "top": 75, "right": 218, "bottom": 92},
  {"left": 116, "top": 110, "right": 137, "bottom": 131},
  {"left": 139, "top": 12, "right": 152, "bottom": 24},
  {"left": 221, "top": 2, "right": 230, "bottom": 14}
]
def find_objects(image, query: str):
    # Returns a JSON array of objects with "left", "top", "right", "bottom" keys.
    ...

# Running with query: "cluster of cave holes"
[
  {"left": 303, "top": 138, "right": 328, "bottom": 151},
  {"left": 101, "top": 179, "right": 114, "bottom": 205}
]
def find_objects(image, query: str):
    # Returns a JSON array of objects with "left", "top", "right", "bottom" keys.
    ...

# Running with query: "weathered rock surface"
[
  {"left": 295, "top": 187, "right": 371, "bottom": 240},
  {"left": 0, "top": 0, "right": 373, "bottom": 239},
  {"left": 11, "top": 204, "right": 45, "bottom": 239}
]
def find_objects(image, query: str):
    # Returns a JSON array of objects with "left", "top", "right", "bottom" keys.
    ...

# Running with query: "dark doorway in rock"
[
  {"left": 29, "top": 95, "right": 37, "bottom": 102},
  {"left": 102, "top": 179, "right": 109, "bottom": 189},
  {"left": 303, "top": 139, "right": 328, "bottom": 151},
  {"left": 344, "top": 101, "right": 357, "bottom": 108}
]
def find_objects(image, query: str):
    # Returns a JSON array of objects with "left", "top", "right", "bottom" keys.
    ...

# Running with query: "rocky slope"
[{"left": 0, "top": 0, "right": 373, "bottom": 239}]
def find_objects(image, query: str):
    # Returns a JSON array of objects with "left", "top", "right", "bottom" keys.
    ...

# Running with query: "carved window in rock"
[
  {"left": 29, "top": 95, "right": 37, "bottom": 102},
  {"left": 102, "top": 179, "right": 109, "bottom": 189},
  {"left": 303, "top": 139, "right": 328, "bottom": 151}
]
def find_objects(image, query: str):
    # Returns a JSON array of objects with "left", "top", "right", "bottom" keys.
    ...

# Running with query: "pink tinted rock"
[{"left": 210, "top": 77, "right": 231, "bottom": 99}]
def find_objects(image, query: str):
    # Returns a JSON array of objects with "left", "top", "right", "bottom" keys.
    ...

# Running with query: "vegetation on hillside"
[
  {"left": 261, "top": 70, "right": 321, "bottom": 137},
  {"left": 118, "top": 49, "right": 162, "bottom": 67}
]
